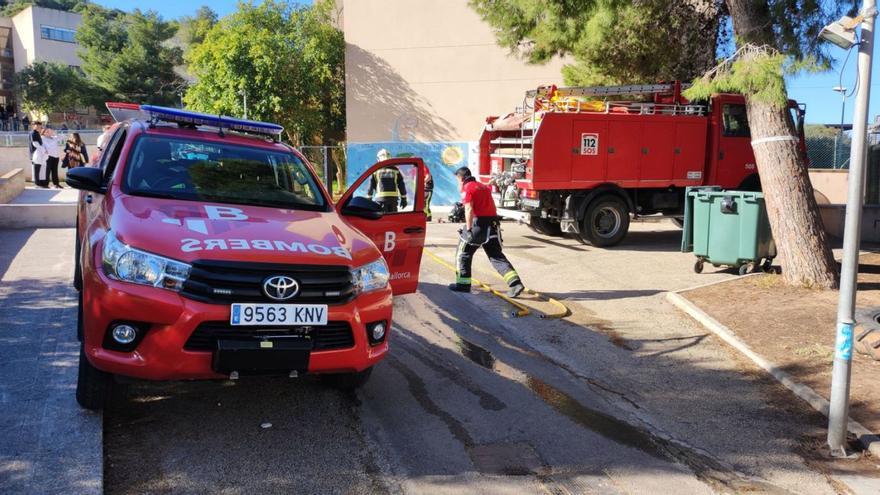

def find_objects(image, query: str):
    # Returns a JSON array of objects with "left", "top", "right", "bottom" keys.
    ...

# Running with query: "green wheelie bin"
[{"left": 681, "top": 189, "right": 776, "bottom": 275}]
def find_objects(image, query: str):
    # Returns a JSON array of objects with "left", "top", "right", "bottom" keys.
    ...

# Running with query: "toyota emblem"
[{"left": 262, "top": 275, "right": 300, "bottom": 301}]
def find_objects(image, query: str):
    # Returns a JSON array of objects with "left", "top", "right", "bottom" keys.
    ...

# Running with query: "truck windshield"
[{"left": 123, "top": 136, "right": 326, "bottom": 210}]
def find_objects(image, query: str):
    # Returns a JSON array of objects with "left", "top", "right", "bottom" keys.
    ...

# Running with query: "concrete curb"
[
  {"left": 666, "top": 289, "right": 880, "bottom": 457},
  {"left": 0, "top": 203, "right": 76, "bottom": 228}
]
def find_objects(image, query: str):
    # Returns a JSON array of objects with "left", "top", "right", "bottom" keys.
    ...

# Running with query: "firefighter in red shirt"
[{"left": 450, "top": 167, "right": 524, "bottom": 297}]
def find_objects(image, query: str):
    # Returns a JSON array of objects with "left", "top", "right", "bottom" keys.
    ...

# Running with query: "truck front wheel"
[
  {"left": 580, "top": 196, "right": 630, "bottom": 247},
  {"left": 76, "top": 344, "right": 113, "bottom": 410}
]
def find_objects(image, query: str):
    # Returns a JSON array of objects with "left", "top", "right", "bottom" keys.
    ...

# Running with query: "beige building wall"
[
  {"left": 343, "top": 0, "right": 567, "bottom": 143},
  {"left": 10, "top": 6, "right": 82, "bottom": 72}
]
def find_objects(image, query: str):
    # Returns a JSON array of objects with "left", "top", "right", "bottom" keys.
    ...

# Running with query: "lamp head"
[{"left": 820, "top": 16, "right": 858, "bottom": 49}]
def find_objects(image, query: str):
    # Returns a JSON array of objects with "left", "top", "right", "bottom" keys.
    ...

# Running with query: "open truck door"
[{"left": 337, "top": 158, "right": 427, "bottom": 294}]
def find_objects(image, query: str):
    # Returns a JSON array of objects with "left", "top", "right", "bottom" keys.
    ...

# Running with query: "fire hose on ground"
[{"left": 423, "top": 249, "right": 570, "bottom": 319}]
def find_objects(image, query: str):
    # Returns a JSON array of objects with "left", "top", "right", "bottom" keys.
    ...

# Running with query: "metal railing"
[
  {"left": 298, "top": 145, "right": 347, "bottom": 194},
  {"left": 0, "top": 129, "right": 103, "bottom": 147}
]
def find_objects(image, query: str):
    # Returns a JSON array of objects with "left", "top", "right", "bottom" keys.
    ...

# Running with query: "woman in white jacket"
[
  {"left": 31, "top": 130, "right": 48, "bottom": 188},
  {"left": 42, "top": 128, "right": 62, "bottom": 188}
]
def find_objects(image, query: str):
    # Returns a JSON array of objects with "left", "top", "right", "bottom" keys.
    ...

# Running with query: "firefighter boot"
[
  {"left": 507, "top": 283, "right": 524, "bottom": 298},
  {"left": 448, "top": 283, "right": 471, "bottom": 293}
]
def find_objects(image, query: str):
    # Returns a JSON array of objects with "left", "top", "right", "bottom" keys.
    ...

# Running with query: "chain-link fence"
[
  {"left": 298, "top": 145, "right": 347, "bottom": 196},
  {"left": 807, "top": 136, "right": 852, "bottom": 169}
]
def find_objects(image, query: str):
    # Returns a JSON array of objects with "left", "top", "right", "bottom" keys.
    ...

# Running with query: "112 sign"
[{"left": 580, "top": 133, "right": 599, "bottom": 155}]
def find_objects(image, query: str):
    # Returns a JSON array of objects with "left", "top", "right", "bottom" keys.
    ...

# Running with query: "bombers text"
[{"left": 181, "top": 238, "right": 352, "bottom": 259}]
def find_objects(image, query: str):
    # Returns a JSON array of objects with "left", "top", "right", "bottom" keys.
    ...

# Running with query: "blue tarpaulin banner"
[{"left": 346, "top": 141, "right": 478, "bottom": 206}]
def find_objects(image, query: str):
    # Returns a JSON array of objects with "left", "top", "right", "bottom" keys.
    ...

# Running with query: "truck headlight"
[
  {"left": 102, "top": 231, "right": 191, "bottom": 291},
  {"left": 351, "top": 258, "right": 390, "bottom": 293}
]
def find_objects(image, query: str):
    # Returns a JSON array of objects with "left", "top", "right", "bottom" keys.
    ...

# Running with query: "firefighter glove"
[{"left": 399, "top": 197, "right": 407, "bottom": 209}]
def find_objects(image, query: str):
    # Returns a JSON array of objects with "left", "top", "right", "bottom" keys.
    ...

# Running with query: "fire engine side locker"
[
  {"left": 674, "top": 121, "right": 709, "bottom": 184},
  {"left": 606, "top": 120, "right": 642, "bottom": 182},
  {"left": 640, "top": 121, "right": 676, "bottom": 181},
  {"left": 571, "top": 119, "right": 607, "bottom": 182}
]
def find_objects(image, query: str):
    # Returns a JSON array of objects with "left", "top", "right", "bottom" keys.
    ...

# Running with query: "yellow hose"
[
  {"left": 424, "top": 249, "right": 530, "bottom": 317},
  {"left": 424, "top": 248, "right": 570, "bottom": 319}
]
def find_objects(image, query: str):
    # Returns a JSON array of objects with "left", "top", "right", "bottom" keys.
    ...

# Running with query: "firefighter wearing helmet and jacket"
[
  {"left": 369, "top": 149, "right": 407, "bottom": 213},
  {"left": 450, "top": 166, "right": 524, "bottom": 298}
]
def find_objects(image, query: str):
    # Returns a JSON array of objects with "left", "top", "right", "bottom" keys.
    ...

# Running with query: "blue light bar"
[{"left": 140, "top": 105, "right": 284, "bottom": 137}]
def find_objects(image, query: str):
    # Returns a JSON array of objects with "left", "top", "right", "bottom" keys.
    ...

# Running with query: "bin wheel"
[
  {"left": 738, "top": 264, "right": 752, "bottom": 276},
  {"left": 761, "top": 258, "right": 774, "bottom": 273},
  {"left": 694, "top": 260, "right": 704, "bottom": 274}
]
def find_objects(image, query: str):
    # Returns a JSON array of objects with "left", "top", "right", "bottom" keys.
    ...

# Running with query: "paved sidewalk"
[
  {"left": 0, "top": 228, "right": 101, "bottom": 494},
  {"left": 10, "top": 186, "right": 79, "bottom": 204}
]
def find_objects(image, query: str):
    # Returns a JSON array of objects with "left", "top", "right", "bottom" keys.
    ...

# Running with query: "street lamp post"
[
  {"left": 828, "top": 1, "right": 877, "bottom": 456},
  {"left": 833, "top": 86, "right": 847, "bottom": 168}
]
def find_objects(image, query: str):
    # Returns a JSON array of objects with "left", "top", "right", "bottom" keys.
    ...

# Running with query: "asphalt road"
[
  {"left": 4, "top": 224, "right": 878, "bottom": 494},
  {"left": 103, "top": 274, "right": 714, "bottom": 494}
]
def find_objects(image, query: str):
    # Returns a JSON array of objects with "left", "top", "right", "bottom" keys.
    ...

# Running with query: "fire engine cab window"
[
  {"left": 722, "top": 104, "right": 751, "bottom": 137},
  {"left": 350, "top": 164, "right": 417, "bottom": 214},
  {"left": 123, "top": 136, "right": 326, "bottom": 210}
]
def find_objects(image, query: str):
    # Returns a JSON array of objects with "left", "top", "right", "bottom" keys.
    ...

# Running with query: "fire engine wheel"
[
  {"left": 529, "top": 217, "right": 563, "bottom": 237},
  {"left": 580, "top": 196, "right": 630, "bottom": 247}
]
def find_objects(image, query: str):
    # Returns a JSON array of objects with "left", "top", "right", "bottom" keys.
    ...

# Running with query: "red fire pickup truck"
[{"left": 69, "top": 105, "right": 427, "bottom": 409}]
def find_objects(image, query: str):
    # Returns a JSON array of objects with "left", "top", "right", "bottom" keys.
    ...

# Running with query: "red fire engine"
[{"left": 477, "top": 82, "right": 806, "bottom": 246}]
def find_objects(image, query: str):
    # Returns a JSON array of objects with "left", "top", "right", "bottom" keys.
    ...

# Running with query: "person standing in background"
[
  {"left": 424, "top": 166, "right": 434, "bottom": 222},
  {"left": 63, "top": 132, "right": 89, "bottom": 169},
  {"left": 0, "top": 107, "right": 7, "bottom": 131},
  {"left": 42, "top": 127, "right": 62, "bottom": 188},
  {"left": 31, "top": 122, "right": 47, "bottom": 188},
  {"left": 96, "top": 124, "right": 111, "bottom": 152}
]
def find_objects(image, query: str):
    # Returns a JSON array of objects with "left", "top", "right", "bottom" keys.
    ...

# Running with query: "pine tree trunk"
[
  {"left": 746, "top": 99, "right": 839, "bottom": 288},
  {"left": 726, "top": 0, "right": 839, "bottom": 288}
]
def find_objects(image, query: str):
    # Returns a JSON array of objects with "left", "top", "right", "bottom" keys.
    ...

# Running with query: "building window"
[{"left": 40, "top": 25, "right": 76, "bottom": 43}]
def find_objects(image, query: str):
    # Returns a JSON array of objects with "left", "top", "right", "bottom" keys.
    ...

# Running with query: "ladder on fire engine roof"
[
  {"left": 524, "top": 82, "right": 692, "bottom": 99},
  {"left": 489, "top": 82, "right": 702, "bottom": 161}
]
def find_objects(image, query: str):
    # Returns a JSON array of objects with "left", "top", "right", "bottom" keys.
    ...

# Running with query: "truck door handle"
[
  {"left": 404, "top": 227, "right": 424, "bottom": 234},
  {"left": 674, "top": 148, "right": 681, "bottom": 155},
  {"left": 719, "top": 150, "right": 725, "bottom": 160},
  {"left": 641, "top": 147, "right": 649, "bottom": 155},
  {"left": 608, "top": 147, "right": 615, "bottom": 154}
]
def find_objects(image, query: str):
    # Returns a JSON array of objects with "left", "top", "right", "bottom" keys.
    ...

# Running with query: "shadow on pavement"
[
  {"left": 0, "top": 277, "right": 100, "bottom": 495},
  {"left": 0, "top": 228, "right": 37, "bottom": 279}
]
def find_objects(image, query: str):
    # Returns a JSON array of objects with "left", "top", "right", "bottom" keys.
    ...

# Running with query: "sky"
[
  {"left": 91, "top": 0, "right": 241, "bottom": 19},
  {"left": 91, "top": 1, "right": 874, "bottom": 126}
]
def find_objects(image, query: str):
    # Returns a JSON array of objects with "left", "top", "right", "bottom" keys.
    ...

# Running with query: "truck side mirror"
[
  {"left": 342, "top": 196, "right": 384, "bottom": 220},
  {"left": 66, "top": 167, "right": 107, "bottom": 194}
]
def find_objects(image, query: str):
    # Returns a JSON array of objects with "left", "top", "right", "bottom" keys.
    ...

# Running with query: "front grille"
[
  {"left": 181, "top": 260, "right": 356, "bottom": 305},
  {"left": 184, "top": 321, "right": 355, "bottom": 352}
]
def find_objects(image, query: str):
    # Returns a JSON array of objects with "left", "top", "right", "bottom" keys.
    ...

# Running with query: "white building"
[{"left": 0, "top": 5, "right": 83, "bottom": 114}]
